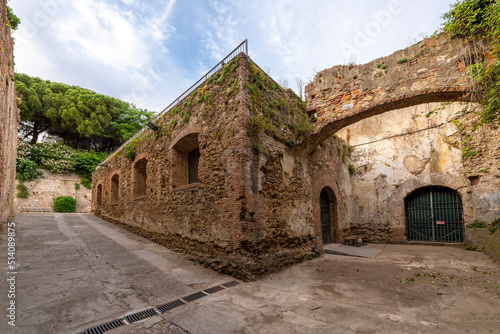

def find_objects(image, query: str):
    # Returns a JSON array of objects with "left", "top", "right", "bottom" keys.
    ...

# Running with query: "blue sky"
[{"left": 11, "top": 0, "right": 456, "bottom": 112}]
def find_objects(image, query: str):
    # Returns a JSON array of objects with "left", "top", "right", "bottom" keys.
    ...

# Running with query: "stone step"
[{"left": 21, "top": 207, "right": 52, "bottom": 213}]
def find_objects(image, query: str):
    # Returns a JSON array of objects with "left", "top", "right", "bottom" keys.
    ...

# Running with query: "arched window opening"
[
  {"left": 133, "top": 158, "right": 147, "bottom": 198},
  {"left": 111, "top": 174, "right": 119, "bottom": 204},
  {"left": 188, "top": 148, "right": 200, "bottom": 184},
  {"left": 172, "top": 133, "right": 200, "bottom": 188},
  {"left": 96, "top": 184, "right": 102, "bottom": 208}
]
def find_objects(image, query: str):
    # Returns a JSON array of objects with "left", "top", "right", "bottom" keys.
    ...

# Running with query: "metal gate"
[
  {"left": 405, "top": 186, "right": 464, "bottom": 243},
  {"left": 320, "top": 190, "right": 332, "bottom": 244}
]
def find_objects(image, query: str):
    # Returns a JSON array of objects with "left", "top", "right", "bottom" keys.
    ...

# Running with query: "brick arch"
[
  {"left": 302, "top": 34, "right": 485, "bottom": 154},
  {"left": 303, "top": 87, "right": 472, "bottom": 153}
]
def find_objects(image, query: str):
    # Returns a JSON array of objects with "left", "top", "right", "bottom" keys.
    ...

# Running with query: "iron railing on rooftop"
[{"left": 98, "top": 40, "right": 248, "bottom": 167}]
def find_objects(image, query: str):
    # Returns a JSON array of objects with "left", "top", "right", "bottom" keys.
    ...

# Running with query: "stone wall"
[
  {"left": 304, "top": 33, "right": 474, "bottom": 151},
  {"left": 306, "top": 33, "right": 500, "bottom": 243},
  {"left": 452, "top": 109, "right": 500, "bottom": 223},
  {"left": 0, "top": 0, "right": 18, "bottom": 226},
  {"left": 336, "top": 102, "right": 481, "bottom": 242},
  {"left": 92, "top": 54, "right": 332, "bottom": 279},
  {"left": 14, "top": 170, "right": 92, "bottom": 213}
]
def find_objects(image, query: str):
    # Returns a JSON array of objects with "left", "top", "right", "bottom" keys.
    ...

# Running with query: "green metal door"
[{"left": 405, "top": 186, "right": 464, "bottom": 243}]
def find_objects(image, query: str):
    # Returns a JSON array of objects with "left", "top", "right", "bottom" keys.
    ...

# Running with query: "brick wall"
[
  {"left": 304, "top": 34, "right": 474, "bottom": 152},
  {"left": 0, "top": 0, "right": 18, "bottom": 226}
]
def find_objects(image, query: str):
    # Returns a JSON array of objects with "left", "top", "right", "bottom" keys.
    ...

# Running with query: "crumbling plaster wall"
[
  {"left": 337, "top": 102, "right": 479, "bottom": 242},
  {"left": 306, "top": 32, "right": 500, "bottom": 242},
  {"left": 0, "top": 0, "right": 18, "bottom": 226}
]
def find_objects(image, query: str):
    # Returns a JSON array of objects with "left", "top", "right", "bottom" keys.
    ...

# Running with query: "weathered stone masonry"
[
  {"left": 93, "top": 33, "right": 498, "bottom": 278},
  {"left": 0, "top": 0, "right": 18, "bottom": 226},
  {"left": 307, "top": 33, "right": 500, "bottom": 242},
  {"left": 92, "top": 54, "right": 342, "bottom": 279}
]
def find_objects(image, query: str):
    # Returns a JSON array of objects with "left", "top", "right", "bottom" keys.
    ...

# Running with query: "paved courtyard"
[{"left": 1, "top": 213, "right": 499, "bottom": 333}]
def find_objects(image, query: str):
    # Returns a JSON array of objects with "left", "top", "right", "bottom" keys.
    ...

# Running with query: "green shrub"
[
  {"left": 73, "top": 151, "right": 107, "bottom": 189},
  {"left": 16, "top": 183, "right": 29, "bottom": 199},
  {"left": 348, "top": 164, "right": 355, "bottom": 174},
  {"left": 53, "top": 196, "right": 76, "bottom": 213},
  {"left": 285, "top": 137, "right": 296, "bottom": 146},
  {"left": 467, "top": 220, "right": 487, "bottom": 228},
  {"left": 489, "top": 224, "right": 500, "bottom": 235},
  {"left": 16, "top": 158, "right": 41, "bottom": 181},
  {"left": 7, "top": 6, "right": 20, "bottom": 30},
  {"left": 397, "top": 57, "right": 408, "bottom": 64}
]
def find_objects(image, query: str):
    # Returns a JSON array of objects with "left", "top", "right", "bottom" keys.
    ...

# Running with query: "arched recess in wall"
[
  {"left": 405, "top": 186, "right": 464, "bottom": 243},
  {"left": 133, "top": 158, "right": 148, "bottom": 198},
  {"left": 96, "top": 184, "right": 102, "bottom": 208},
  {"left": 171, "top": 133, "right": 200, "bottom": 189},
  {"left": 111, "top": 174, "right": 119, "bottom": 205},
  {"left": 320, "top": 186, "right": 337, "bottom": 244}
]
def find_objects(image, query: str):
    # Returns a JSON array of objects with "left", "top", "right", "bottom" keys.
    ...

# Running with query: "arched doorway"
[
  {"left": 405, "top": 186, "right": 464, "bottom": 243},
  {"left": 320, "top": 188, "right": 336, "bottom": 244}
]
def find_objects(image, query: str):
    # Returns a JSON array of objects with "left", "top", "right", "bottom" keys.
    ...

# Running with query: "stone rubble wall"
[
  {"left": 14, "top": 170, "right": 92, "bottom": 213},
  {"left": 0, "top": 0, "right": 18, "bottom": 226},
  {"left": 92, "top": 54, "right": 326, "bottom": 279}
]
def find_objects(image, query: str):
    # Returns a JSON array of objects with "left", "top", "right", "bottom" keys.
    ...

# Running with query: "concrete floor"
[{"left": 1, "top": 213, "right": 499, "bottom": 334}]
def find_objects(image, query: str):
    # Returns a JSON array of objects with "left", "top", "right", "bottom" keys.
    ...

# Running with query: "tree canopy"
[{"left": 15, "top": 73, "right": 155, "bottom": 152}]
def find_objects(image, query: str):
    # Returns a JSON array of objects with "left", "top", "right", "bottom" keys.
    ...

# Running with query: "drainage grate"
[
  {"left": 182, "top": 291, "right": 207, "bottom": 302},
  {"left": 203, "top": 285, "right": 225, "bottom": 294},
  {"left": 156, "top": 299, "right": 186, "bottom": 314},
  {"left": 124, "top": 308, "right": 158, "bottom": 324},
  {"left": 79, "top": 319, "right": 125, "bottom": 334},
  {"left": 222, "top": 281, "right": 240, "bottom": 288}
]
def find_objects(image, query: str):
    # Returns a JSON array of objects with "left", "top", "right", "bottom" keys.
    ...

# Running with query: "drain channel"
[
  {"left": 78, "top": 319, "right": 125, "bottom": 334},
  {"left": 222, "top": 281, "right": 240, "bottom": 288},
  {"left": 76, "top": 282, "right": 240, "bottom": 334},
  {"left": 182, "top": 291, "right": 207, "bottom": 302},
  {"left": 204, "top": 285, "right": 225, "bottom": 294},
  {"left": 124, "top": 308, "right": 159, "bottom": 324},
  {"left": 157, "top": 299, "right": 186, "bottom": 314}
]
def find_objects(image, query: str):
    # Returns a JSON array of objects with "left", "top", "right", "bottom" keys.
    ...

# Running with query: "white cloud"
[{"left": 11, "top": 0, "right": 457, "bottom": 111}]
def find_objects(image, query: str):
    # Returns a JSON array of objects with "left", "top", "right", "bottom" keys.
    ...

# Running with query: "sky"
[{"left": 11, "top": 0, "right": 457, "bottom": 113}]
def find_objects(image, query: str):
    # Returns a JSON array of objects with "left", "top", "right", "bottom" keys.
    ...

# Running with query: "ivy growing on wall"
[{"left": 442, "top": 0, "right": 500, "bottom": 125}]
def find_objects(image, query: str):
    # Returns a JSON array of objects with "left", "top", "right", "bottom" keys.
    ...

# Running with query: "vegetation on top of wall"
[
  {"left": 6, "top": 6, "right": 20, "bottom": 30},
  {"left": 16, "top": 158, "right": 41, "bottom": 182},
  {"left": 245, "top": 59, "right": 312, "bottom": 145},
  {"left": 442, "top": 0, "right": 500, "bottom": 126},
  {"left": 155, "top": 56, "right": 240, "bottom": 144},
  {"left": 16, "top": 138, "right": 106, "bottom": 188},
  {"left": 124, "top": 137, "right": 141, "bottom": 161}
]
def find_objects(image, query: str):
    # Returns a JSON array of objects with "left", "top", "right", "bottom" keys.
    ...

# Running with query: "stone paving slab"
[
  {"left": 1, "top": 214, "right": 499, "bottom": 334},
  {"left": 323, "top": 243, "right": 382, "bottom": 258}
]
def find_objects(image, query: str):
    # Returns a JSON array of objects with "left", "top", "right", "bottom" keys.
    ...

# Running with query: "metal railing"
[{"left": 99, "top": 40, "right": 248, "bottom": 167}]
